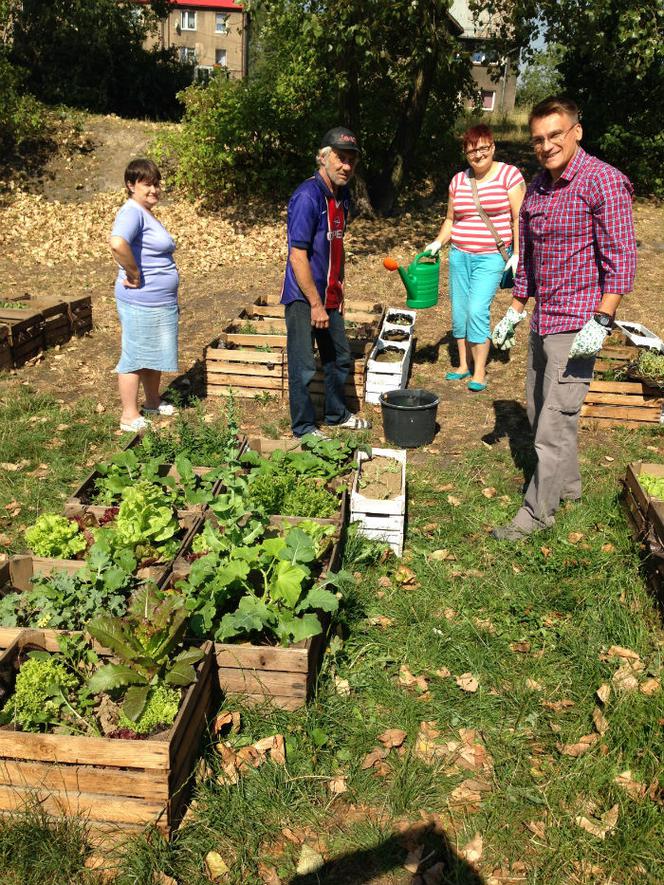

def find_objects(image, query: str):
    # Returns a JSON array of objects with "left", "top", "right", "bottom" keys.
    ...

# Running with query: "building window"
[
  {"left": 215, "top": 13, "right": 229, "bottom": 34},
  {"left": 215, "top": 49, "right": 227, "bottom": 67},
  {"left": 180, "top": 10, "right": 196, "bottom": 31},
  {"left": 179, "top": 46, "right": 196, "bottom": 64},
  {"left": 471, "top": 50, "right": 486, "bottom": 65},
  {"left": 482, "top": 90, "right": 496, "bottom": 111}
]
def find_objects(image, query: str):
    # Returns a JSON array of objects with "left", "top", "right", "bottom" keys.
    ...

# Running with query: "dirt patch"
[
  {"left": 0, "top": 115, "right": 662, "bottom": 466},
  {"left": 358, "top": 455, "right": 404, "bottom": 500}
]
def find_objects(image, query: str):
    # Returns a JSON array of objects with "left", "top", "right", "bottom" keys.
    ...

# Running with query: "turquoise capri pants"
[{"left": 448, "top": 245, "right": 507, "bottom": 344}]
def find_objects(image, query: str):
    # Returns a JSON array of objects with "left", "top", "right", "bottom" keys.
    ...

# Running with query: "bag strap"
[{"left": 469, "top": 174, "right": 509, "bottom": 262}]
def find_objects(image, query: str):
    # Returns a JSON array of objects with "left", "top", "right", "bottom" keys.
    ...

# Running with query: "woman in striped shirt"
[{"left": 425, "top": 124, "right": 525, "bottom": 391}]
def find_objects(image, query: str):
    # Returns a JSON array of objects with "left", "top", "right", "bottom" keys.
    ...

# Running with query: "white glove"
[
  {"left": 491, "top": 306, "right": 527, "bottom": 350},
  {"left": 504, "top": 253, "right": 519, "bottom": 275},
  {"left": 568, "top": 318, "right": 609, "bottom": 359},
  {"left": 424, "top": 239, "right": 442, "bottom": 256}
]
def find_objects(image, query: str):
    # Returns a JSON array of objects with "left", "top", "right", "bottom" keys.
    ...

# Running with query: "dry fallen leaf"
[
  {"left": 540, "top": 546, "right": 552, "bottom": 557},
  {"left": 640, "top": 677, "right": 661, "bottom": 695},
  {"left": 567, "top": 532, "right": 584, "bottom": 544},
  {"left": 328, "top": 775, "right": 348, "bottom": 795},
  {"left": 257, "top": 862, "right": 282, "bottom": 885},
  {"left": 556, "top": 733, "right": 598, "bottom": 757},
  {"left": 601, "top": 543, "right": 615, "bottom": 553},
  {"left": 614, "top": 771, "right": 646, "bottom": 800},
  {"left": 524, "top": 820, "right": 546, "bottom": 840},
  {"left": 592, "top": 706, "right": 609, "bottom": 736},
  {"left": 456, "top": 673, "right": 479, "bottom": 693},
  {"left": 377, "top": 576, "right": 392, "bottom": 588},
  {"left": 377, "top": 728, "right": 407, "bottom": 749},
  {"left": 526, "top": 679, "right": 543, "bottom": 692},
  {"left": 482, "top": 487, "right": 497, "bottom": 498},
  {"left": 0, "top": 534, "right": 10, "bottom": 547},
  {"left": 154, "top": 873, "right": 178, "bottom": 885},
  {"left": 612, "top": 664, "right": 641, "bottom": 693},
  {"left": 542, "top": 699, "right": 575, "bottom": 712},
  {"left": 450, "top": 778, "right": 493, "bottom": 811},
  {"left": 429, "top": 548, "right": 456, "bottom": 561},
  {"left": 334, "top": 677, "right": 351, "bottom": 696},
  {"left": 212, "top": 711, "right": 241, "bottom": 736},
  {"left": 596, "top": 683, "right": 611, "bottom": 705},
  {"left": 204, "top": 851, "right": 230, "bottom": 881},
  {"left": 447, "top": 495, "right": 461, "bottom": 507},
  {"left": 367, "top": 615, "right": 394, "bottom": 629},
  {"left": 399, "top": 665, "right": 430, "bottom": 693},
  {"left": 459, "top": 833, "right": 483, "bottom": 865},
  {"left": 435, "top": 667, "right": 452, "bottom": 679},
  {"left": 606, "top": 645, "right": 641, "bottom": 661},
  {"left": 361, "top": 747, "right": 390, "bottom": 770},
  {"left": 296, "top": 844, "right": 324, "bottom": 876},
  {"left": 395, "top": 565, "right": 418, "bottom": 586},
  {"left": 510, "top": 641, "right": 531, "bottom": 654},
  {"left": 575, "top": 804, "right": 619, "bottom": 840}
]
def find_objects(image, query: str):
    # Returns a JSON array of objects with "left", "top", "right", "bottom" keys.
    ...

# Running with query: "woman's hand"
[
  {"left": 424, "top": 239, "right": 442, "bottom": 256},
  {"left": 122, "top": 273, "right": 140, "bottom": 289}
]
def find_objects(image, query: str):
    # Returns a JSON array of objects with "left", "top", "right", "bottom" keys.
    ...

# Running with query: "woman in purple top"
[{"left": 109, "top": 158, "right": 179, "bottom": 432}]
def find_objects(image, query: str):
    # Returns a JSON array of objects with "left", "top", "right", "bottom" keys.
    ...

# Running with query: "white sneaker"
[{"left": 120, "top": 416, "right": 152, "bottom": 433}]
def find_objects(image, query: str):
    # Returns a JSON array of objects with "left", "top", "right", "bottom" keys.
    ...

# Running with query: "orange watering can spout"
[{"left": 383, "top": 256, "right": 417, "bottom": 301}]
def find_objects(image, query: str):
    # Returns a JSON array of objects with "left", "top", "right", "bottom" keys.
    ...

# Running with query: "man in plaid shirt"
[{"left": 491, "top": 96, "right": 637, "bottom": 540}]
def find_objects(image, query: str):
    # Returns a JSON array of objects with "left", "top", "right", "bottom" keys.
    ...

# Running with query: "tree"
[
  {"left": 474, "top": 0, "right": 664, "bottom": 196},
  {"left": 11, "top": 0, "right": 191, "bottom": 119},
  {"left": 516, "top": 45, "right": 563, "bottom": 108},
  {"left": 162, "top": 0, "right": 473, "bottom": 214}
]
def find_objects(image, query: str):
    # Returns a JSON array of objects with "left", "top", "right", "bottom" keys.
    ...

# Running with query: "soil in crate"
[
  {"left": 357, "top": 456, "right": 403, "bottom": 499},
  {"left": 373, "top": 347, "right": 406, "bottom": 363}
]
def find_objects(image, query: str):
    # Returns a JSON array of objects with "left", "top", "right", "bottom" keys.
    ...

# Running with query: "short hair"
[
  {"left": 462, "top": 124, "right": 494, "bottom": 153},
  {"left": 529, "top": 96, "right": 580, "bottom": 126},
  {"left": 124, "top": 158, "right": 161, "bottom": 194},
  {"left": 316, "top": 146, "right": 333, "bottom": 167}
]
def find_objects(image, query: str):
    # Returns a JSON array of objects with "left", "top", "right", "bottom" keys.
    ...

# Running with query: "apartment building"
[
  {"left": 138, "top": 0, "right": 249, "bottom": 79},
  {"left": 449, "top": 0, "right": 517, "bottom": 113}
]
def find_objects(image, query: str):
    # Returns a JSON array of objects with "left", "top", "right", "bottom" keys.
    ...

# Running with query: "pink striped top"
[{"left": 450, "top": 163, "right": 524, "bottom": 254}]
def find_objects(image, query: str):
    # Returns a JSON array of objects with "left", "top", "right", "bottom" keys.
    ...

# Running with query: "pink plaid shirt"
[{"left": 513, "top": 147, "right": 637, "bottom": 335}]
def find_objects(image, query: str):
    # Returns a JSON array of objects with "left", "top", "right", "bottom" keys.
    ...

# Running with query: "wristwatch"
[{"left": 593, "top": 312, "right": 614, "bottom": 329}]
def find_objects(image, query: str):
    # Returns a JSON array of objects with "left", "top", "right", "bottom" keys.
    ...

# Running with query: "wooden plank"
[
  {"left": 219, "top": 669, "right": 308, "bottom": 697},
  {"left": 580, "top": 404, "right": 661, "bottom": 422},
  {"left": 205, "top": 365, "right": 283, "bottom": 380},
  {"left": 205, "top": 374, "right": 283, "bottom": 389},
  {"left": 589, "top": 380, "right": 660, "bottom": 394},
  {"left": 168, "top": 643, "right": 212, "bottom": 762},
  {"left": 205, "top": 348, "right": 284, "bottom": 364},
  {"left": 206, "top": 387, "right": 281, "bottom": 399},
  {"left": 0, "top": 731, "right": 170, "bottom": 769},
  {"left": 224, "top": 333, "right": 288, "bottom": 347},
  {"left": 0, "top": 785, "right": 165, "bottom": 825},
  {"left": 0, "top": 759, "right": 169, "bottom": 801},
  {"left": 584, "top": 392, "right": 662, "bottom": 407},
  {"left": 580, "top": 417, "right": 654, "bottom": 429},
  {"left": 215, "top": 644, "right": 309, "bottom": 673},
  {"left": 226, "top": 692, "right": 306, "bottom": 711}
]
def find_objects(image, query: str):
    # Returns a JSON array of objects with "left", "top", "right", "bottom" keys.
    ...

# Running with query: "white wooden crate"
[
  {"left": 382, "top": 307, "right": 417, "bottom": 336},
  {"left": 615, "top": 321, "right": 664, "bottom": 353},
  {"left": 350, "top": 520, "right": 404, "bottom": 556},
  {"left": 350, "top": 447, "right": 406, "bottom": 516}
]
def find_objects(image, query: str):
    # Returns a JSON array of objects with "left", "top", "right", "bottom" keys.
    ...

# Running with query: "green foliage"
[
  {"left": 10, "top": 0, "right": 191, "bottom": 120},
  {"left": 6, "top": 654, "right": 80, "bottom": 732},
  {"left": 637, "top": 472, "right": 664, "bottom": 501},
  {"left": 86, "top": 584, "right": 203, "bottom": 720},
  {"left": 154, "top": 0, "right": 471, "bottom": 211},
  {"left": 24, "top": 514, "right": 87, "bottom": 559},
  {"left": 0, "top": 546, "right": 133, "bottom": 630},
  {"left": 0, "top": 49, "right": 46, "bottom": 158},
  {"left": 117, "top": 683, "right": 181, "bottom": 734},
  {"left": 516, "top": 45, "right": 563, "bottom": 107},
  {"left": 95, "top": 480, "right": 180, "bottom": 562},
  {"left": 134, "top": 401, "right": 242, "bottom": 467}
]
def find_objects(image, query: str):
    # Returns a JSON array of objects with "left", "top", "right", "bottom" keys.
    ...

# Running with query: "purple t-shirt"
[{"left": 111, "top": 199, "right": 179, "bottom": 307}]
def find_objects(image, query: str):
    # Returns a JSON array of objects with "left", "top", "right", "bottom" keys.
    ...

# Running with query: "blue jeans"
[
  {"left": 448, "top": 246, "right": 506, "bottom": 343},
  {"left": 285, "top": 301, "right": 351, "bottom": 437}
]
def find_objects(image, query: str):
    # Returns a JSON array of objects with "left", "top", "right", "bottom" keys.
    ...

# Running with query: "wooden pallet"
[
  {"left": 0, "top": 324, "right": 11, "bottom": 371},
  {"left": 581, "top": 380, "right": 664, "bottom": 428},
  {"left": 0, "top": 631, "right": 212, "bottom": 838},
  {"left": 0, "top": 308, "right": 45, "bottom": 367},
  {"left": 205, "top": 345, "right": 285, "bottom": 399},
  {"left": 6, "top": 296, "right": 72, "bottom": 347}
]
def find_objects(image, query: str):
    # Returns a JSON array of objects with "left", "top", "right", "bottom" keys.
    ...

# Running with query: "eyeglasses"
[
  {"left": 465, "top": 145, "right": 493, "bottom": 158},
  {"left": 529, "top": 124, "right": 578, "bottom": 150}
]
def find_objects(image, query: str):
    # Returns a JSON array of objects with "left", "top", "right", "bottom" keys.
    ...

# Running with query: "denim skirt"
[{"left": 114, "top": 300, "right": 179, "bottom": 374}]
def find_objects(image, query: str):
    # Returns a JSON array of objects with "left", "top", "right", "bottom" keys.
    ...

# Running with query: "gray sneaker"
[{"left": 491, "top": 523, "right": 533, "bottom": 541}]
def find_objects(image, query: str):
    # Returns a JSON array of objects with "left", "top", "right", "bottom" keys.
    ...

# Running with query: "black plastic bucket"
[{"left": 380, "top": 388, "right": 439, "bottom": 448}]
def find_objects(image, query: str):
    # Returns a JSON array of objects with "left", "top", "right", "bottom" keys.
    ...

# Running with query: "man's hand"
[
  {"left": 568, "top": 319, "right": 609, "bottom": 359},
  {"left": 310, "top": 302, "right": 329, "bottom": 329},
  {"left": 491, "top": 306, "right": 527, "bottom": 350}
]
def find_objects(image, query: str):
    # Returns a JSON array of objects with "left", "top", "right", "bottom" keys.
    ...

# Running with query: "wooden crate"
[
  {"left": 0, "top": 324, "right": 11, "bottom": 371},
  {"left": 259, "top": 292, "right": 383, "bottom": 312},
  {"left": 61, "top": 294, "right": 93, "bottom": 335},
  {"left": 205, "top": 344, "right": 285, "bottom": 399},
  {"left": 250, "top": 296, "right": 384, "bottom": 326},
  {"left": 0, "top": 631, "right": 213, "bottom": 839},
  {"left": 581, "top": 380, "right": 664, "bottom": 428},
  {"left": 0, "top": 308, "right": 44, "bottom": 367},
  {"left": 3, "top": 296, "right": 71, "bottom": 347}
]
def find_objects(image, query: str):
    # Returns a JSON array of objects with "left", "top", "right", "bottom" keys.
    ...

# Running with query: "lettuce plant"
[{"left": 24, "top": 514, "right": 87, "bottom": 559}]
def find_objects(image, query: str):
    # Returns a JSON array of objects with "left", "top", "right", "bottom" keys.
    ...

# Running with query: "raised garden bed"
[
  {"left": 0, "top": 324, "right": 11, "bottom": 371},
  {"left": 365, "top": 340, "right": 413, "bottom": 404},
  {"left": 205, "top": 344, "right": 285, "bottom": 399},
  {"left": 350, "top": 447, "right": 406, "bottom": 555},
  {"left": 0, "top": 631, "right": 213, "bottom": 841},
  {"left": 581, "top": 381, "right": 664, "bottom": 428},
  {"left": 621, "top": 463, "right": 664, "bottom": 606},
  {"left": 0, "top": 307, "right": 44, "bottom": 367}
]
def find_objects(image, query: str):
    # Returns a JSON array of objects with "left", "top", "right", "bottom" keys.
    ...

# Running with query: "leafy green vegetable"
[
  {"left": 638, "top": 471, "right": 664, "bottom": 500},
  {"left": 94, "top": 480, "right": 181, "bottom": 562},
  {"left": 86, "top": 584, "right": 203, "bottom": 721},
  {"left": 24, "top": 514, "right": 87, "bottom": 559},
  {"left": 6, "top": 655, "right": 79, "bottom": 732},
  {"left": 116, "top": 683, "right": 181, "bottom": 734}
]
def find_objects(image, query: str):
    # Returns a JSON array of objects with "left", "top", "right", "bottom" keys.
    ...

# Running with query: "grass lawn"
[{"left": 0, "top": 391, "right": 662, "bottom": 884}]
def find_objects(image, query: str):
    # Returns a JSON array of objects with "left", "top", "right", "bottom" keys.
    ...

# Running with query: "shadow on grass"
[
  {"left": 482, "top": 399, "right": 536, "bottom": 483},
  {"left": 288, "top": 825, "right": 485, "bottom": 885},
  {"left": 164, "top": 358, "right": 206, "bottom": 405}
]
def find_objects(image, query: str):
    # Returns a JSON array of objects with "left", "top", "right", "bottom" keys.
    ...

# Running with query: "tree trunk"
[{"left": 370, "top": 45, "right": 439, "bottom": 215}]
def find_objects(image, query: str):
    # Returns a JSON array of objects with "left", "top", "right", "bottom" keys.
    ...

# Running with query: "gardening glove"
[
  {"left": 568, "top": 318, "right": 609, "bottom": 359},
  {"left": 424, "top": 239, "right": 442, "bottom": 256},
  {"left": 491, "top": 306, "right": 527, "bottom": 350},
  {"left": 503, "top": 253, "right": 519, "bottom": 276}
]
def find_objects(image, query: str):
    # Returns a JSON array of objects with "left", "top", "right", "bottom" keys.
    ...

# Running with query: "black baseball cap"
[{"left": 320, "top": 126, "right": 360, "bottom": 153}]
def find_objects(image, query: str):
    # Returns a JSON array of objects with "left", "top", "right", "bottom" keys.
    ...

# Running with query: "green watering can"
[{"left": 383, "top": 252, "right": 440, "bottom": 309}]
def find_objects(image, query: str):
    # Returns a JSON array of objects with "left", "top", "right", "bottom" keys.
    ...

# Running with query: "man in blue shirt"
[{"left": 281, "top": 127, "right": 372, "bottom": 438}]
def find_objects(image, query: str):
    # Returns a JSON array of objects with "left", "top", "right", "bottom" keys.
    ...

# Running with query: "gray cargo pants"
[{"left": 510, "top": 330, "right": 594, "bottom": 532}]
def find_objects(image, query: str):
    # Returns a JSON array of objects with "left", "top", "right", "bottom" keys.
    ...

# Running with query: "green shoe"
[{"left": 445, "top": 370, "right": 471, "bottom": 381}]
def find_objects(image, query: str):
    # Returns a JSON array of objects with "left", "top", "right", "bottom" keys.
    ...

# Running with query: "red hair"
[{"left": 462, "top": 124, "right": 494, "bottom": 152}]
